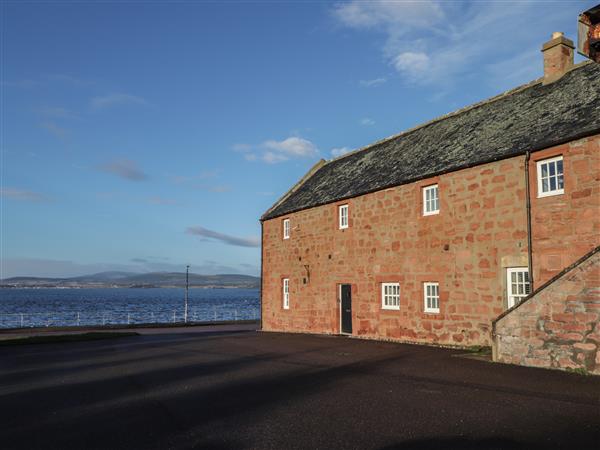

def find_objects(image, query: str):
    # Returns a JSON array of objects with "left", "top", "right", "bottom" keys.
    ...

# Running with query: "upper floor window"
[
  {"left": 423, "top": 184, "right": 439, "bottom": 216},
  {"left": 339, "top": 204, "right": 349, "bottom": 229},
  {"left": 282, "top": 278, "right": 290, "bottom": 309},
  {"left": 283, "top": 218, "right": 290, "bottom": 240},
  {"left": 381, "top": 282, "right": 400, "bottom": 310},
  {"left": 537, "top": 156, "right": 564, "bottom": 197},
  {"left": 424, "top": 282, "right": 440, "bottom": 313},
  {"left": 506, "top": 268, "right": 530, "bottom": 308}
]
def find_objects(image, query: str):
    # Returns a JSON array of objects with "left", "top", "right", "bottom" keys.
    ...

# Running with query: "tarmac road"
[{"left": 1, "top": 329, "right": 599, "bottom": 449}]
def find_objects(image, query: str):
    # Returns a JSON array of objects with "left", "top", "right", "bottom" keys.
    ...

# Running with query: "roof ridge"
[
  {"left": 326, "top": 61, "right": 593, "bottom": 165},
  {"left": 262, "top": 60, "right": 599, "bottom": 221}
]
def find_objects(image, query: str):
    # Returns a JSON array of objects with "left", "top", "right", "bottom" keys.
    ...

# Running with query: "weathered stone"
[{"left": 495, "top": 249, "right": 600, "bottom": 375}]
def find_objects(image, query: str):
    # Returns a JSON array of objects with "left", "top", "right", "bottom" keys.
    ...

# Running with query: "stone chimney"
[{"left": 541, "top": 32, "right": 575, "bottom": 85}]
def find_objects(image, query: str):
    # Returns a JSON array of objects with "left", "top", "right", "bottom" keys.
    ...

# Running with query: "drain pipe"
[
  {"left": 259, "top": 221, "right": 264, "bottom": 331},
  {"left": 525, "top": 151, "right": 534, "bottom": 290}
]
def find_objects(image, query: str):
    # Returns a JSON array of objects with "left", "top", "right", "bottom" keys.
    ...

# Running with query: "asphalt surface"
[
  {"left": 1, "top": 330, "right": 599, "bottom": 450},
  {"left": 0, "top": 322, "right": 258, "bottom": 340}
]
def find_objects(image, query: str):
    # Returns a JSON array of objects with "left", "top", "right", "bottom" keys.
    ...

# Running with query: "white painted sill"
[
  {"left": 537, "top": 189, "right": 564, "bottom": 198},
  {"left": 381, "top": 305, "right": 400, "bottom": 311}
]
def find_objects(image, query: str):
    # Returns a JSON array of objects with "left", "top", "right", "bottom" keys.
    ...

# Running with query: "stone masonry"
[
  {"left": 493, "top": 247, "right": 600, "bottom": 374},
  {"left": 530, "top": 136, "right": 600, "bottom": 286},
  {"left": 261, "top": 134, "right": 600, "bottom": 348}
]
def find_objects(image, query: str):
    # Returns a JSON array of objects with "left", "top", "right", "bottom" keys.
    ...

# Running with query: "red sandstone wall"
[
  {"left": 531, "top": 135, "right": 600, "bottom": 285},
  {"left": 262, "top": 156, "right": 529, "bottom": 346},
  {"left": 261, "top": 134, "right": 599, "bottom": 347},
  {"left": 494, "top": 248, "right": 600, "bottom": 375}
]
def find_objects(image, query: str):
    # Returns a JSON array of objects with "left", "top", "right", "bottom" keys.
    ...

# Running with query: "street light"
[{"left": 184, "top": 265, "right": 190, "bottom": 323}]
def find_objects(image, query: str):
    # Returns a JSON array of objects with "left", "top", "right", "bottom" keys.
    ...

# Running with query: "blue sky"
[{"left": 1, "top": 0, "right": 595, "bottom": 278}]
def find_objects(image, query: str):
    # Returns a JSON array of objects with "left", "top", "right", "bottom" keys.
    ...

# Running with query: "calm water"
[{"left": 0, "top": 288, "right": 260, "bottom": 328}]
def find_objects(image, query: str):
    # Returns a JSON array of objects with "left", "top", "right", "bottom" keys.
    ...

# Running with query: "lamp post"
[{"left": 184, "top": 265, "right": 190, "bottom": 323}]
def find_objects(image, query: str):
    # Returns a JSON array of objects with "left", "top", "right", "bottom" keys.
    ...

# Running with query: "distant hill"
[
  {"left": 70, "top": 271, "right": 139, "bottom": 282},
  {"left": 0, "top": 271, "right": 260, "bottom": 289}
]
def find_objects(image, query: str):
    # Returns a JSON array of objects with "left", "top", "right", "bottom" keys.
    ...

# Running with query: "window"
[
  {"left": 537, "top": 156, "right": 564, "bottom": 197},
  {"left": 339, "top": 204, "right": 349, "bottom": 229},
  {"left": 282, "top": 278, "right": 289, "bottom": 309},
  {"left": 424, "top": 282, "right": 440, "bottom": 313},
  {"left": 283, "top": 219, "right": 290, "bottom": 240},
  {"left": 423, "top": 184, "right": 440, "bottom": 215},
  {"left": 506, "top": 268, "right": 530, "bottom": 308},
  {"left": 381, "top": 283, "right": 400, "bottom": 310}
]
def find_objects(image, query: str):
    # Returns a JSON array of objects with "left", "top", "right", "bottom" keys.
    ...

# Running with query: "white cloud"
[
  {"left": 91, "top": 93, "right": 149, "bottom": 109},
  {"left": 332, "top": 1, "right": 577, "bottom": 89},
  {"left": 333, "top": 1, "right": 443, "bottom": 30},
  {"left": 393, "top": 52, "right": 430, "bottom": 78},
  {"left": 263, "top": 137, "right": 318, "bottom": 158},
  {"left": 331, "top": 147, "right": 352, "bottom": 157},
  {"left": 359, "top": 77, "right": 387, "bottom": 87},
  {"left": 360, "top": 117, "right": 375, "bottom": 126},
  {"left": 262, "top": 152, "right": 289, "bottom": 164},
  {"left": 237, "top": 136, "right": 319, "bottom": 164}
]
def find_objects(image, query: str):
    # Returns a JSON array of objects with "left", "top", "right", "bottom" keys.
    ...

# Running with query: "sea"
[{"left": 0, "top": 288, "right": 260, "bottom": 329}]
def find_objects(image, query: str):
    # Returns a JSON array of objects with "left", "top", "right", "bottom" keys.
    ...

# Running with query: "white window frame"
[
  {"left": 381, "top": 282, "right": 400, "bottom": 310},
  {"left": 423, "top": 282, "right": 440, "bottom": 313},
  {"left": 536, "top": 156, "right": 564, "bottom": 198},
  {"left": 506, "top": 268, "right": 530, "bottom": 309},
  {"left": 283, "top": 218, "right": 290, "bottom": 240},
  {"left": 339, "top": 204, "right": 349, "bottom": 229},
  {"left": 282, "top": 278, "right": 289, "bottom": 309},
  {"left": 422, "top": 184, "right": 440, "bottom": 216}
]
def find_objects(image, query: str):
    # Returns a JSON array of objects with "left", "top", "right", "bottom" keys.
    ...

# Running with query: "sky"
[{"left": 1, "top": 0, "right": 595, "bottom": 278}]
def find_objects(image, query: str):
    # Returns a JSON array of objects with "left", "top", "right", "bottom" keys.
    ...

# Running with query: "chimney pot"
[{"left": 541, "top": 32, "right": 574, "bottom": 85}]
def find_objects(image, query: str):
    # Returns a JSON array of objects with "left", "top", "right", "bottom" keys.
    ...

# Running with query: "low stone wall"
[{"left": 493, "top": 247, "right": 600, "bottom": 374}]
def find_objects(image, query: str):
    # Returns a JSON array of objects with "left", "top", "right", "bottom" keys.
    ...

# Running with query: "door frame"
[{"left": 338, "top": 283, "right": 352, "bottom": 335}]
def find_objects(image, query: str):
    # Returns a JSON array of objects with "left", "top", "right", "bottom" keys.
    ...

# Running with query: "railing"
[{"left": 0, "top": 306, "right": 260, "bottom": 329}]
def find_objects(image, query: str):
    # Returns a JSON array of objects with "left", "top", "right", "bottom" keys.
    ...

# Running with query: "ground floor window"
[
  {"left": 506, "top": 268, "right": 530, "bottom": 308},
  {"left": 381, "top": 283, "right": 400, "bottom": 310},
  {"left": 423, "top": 282, "right": 440, "bottom": 313},
  {"left": 283, "top": 278, "right": 289, "bottom": 309}
]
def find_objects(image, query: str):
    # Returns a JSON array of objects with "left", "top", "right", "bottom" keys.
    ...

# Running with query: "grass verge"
[
  {"left": 0, "top": 332, "right": 139, "bottom": 346},
  {"left": 465, "top": 345, "right": 492, "bottom": 356}
]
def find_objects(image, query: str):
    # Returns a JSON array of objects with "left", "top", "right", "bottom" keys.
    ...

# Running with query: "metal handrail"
[{"left": 0, "top": 306, "right": 260, "bottom": 329}]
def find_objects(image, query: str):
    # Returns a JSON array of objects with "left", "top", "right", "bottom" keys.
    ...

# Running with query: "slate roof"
[{"left": 262, "top": 62, "right": 600, "bottom": 221}]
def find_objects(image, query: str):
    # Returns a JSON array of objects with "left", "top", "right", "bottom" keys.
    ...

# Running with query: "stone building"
[{"left": 260, "top": 33, "right": 600, "bottom": 373}]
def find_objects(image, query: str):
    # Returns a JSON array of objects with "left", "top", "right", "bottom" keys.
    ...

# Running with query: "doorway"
[{"left": 340, "top": 284, "right": 352, "bottom": 334}]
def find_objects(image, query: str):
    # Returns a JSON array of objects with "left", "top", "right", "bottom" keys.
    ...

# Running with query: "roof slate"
[{"left": 263, "top": 62, "right": 600, "bottom": 221}]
